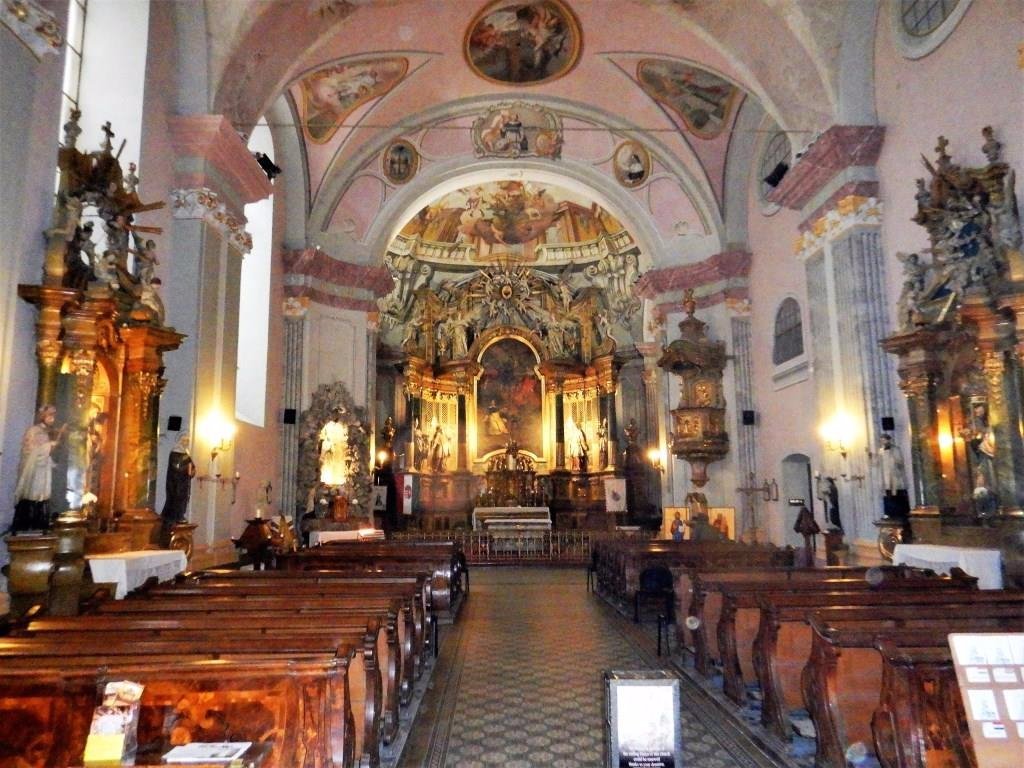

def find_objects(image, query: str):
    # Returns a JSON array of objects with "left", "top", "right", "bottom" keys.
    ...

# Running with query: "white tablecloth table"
[
  {"left": 86, "top": 549, "right": 188, "bottom": 599},
  {"left": 892, "top": 543, "right": 1003, "bottom": 590},
  {"left": 472, "top": 506, "right": 551, "bottom": 530}
]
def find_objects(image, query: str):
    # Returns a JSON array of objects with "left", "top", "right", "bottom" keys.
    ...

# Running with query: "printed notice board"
[
  {"left": 604, "top": 670, "right": 682, "bottom": 768},
  {"left": 949, "top": 633, "right": 1024, "bottom": 767}
]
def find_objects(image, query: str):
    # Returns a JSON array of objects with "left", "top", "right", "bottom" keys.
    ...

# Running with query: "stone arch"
[{"left": 780, "top": 452, "right": 815, "bottom": 547}]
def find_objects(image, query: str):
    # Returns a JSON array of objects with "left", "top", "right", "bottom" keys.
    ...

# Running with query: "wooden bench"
[
  {"left": 752, "top": 590, "right": 1023, "bottom": 740},
  {"left": 0, "top": 658, "right": 357, "bottom": 768},
  {"left": 690, "top": 569, "right": 977, "bottom": 679},
  {"left": 803, "top": 614, "right": 1024, "bottom": 768}
]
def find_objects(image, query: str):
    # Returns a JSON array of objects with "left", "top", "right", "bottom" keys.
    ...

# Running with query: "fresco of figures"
[
  {"left": 471, "top": 102, "right": 563, "bottom": 159},
  {"left": 636, "top": 59, "right": 740, "bottom": 139},
  {"left": 465, "top": 0, "right": 581, "bottom": 85},
  {"left": 297, "top": 57, "right": 408, "bottom": 143}
]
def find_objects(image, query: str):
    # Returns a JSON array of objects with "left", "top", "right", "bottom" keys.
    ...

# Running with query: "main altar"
[{"left": 374, "top": 182, "right": 657, "bottom": 531}]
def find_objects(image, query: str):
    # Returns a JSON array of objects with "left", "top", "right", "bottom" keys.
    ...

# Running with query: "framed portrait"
[
  {"left": 708, "top": 507, "right": 736, "bottom": 541},
  {"left": 613, "top": 141, "right": 651, "bottom": 188},
  {"left": 465, "top": 0, "right": 582, "bottom": 86},
  {"left": 382, "top": 139, "right": 418, "bottom": 184}
]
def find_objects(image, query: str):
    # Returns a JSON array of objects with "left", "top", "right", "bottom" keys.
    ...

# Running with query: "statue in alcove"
[
  {"left": 430, "top": 423, "right": 451, "bottom": 473},
  {"left": 318, "top": 411, "right": 350, "bottom": 486}
]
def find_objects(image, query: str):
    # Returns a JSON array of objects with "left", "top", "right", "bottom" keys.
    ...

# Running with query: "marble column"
[
  {"left": 604, "top": 392, "right": 619, "bottom": 469},
  {"left": 901, "top": 373, "right": 942, "bottom": 508},
  {"left": 554, "top": 391, "right": 565, "bottom": 470},
  {"left": 729, "top": 316, "right": 758, "bottom": 536},
  {"left": 457, "top": 394, "right": 468, "bottom": 470},
  {"left": 280, "top": 297, "right": 308, "bottom": 521}
]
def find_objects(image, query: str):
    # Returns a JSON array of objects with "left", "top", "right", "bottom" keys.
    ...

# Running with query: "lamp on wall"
[
  {"left": 819, "top": 412, "right": 853, "bottom": 459},
  {"left": 646, "top": 447, "right": 666, "bottom": 472},
  {"left": 197, "top": 412, "right": 240, "bottom": 500}
]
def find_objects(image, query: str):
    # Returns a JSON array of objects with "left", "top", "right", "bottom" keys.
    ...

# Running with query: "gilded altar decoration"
[
  {"left": 657, "top": 289, "right": 728, "bottom": 487},
  {"left": 296, "top": 56, "right": 408, "bottom": 143},
  {"left": 472, "top": 102, "right": 563, "bottom": 159},
  {"left": 636, "top": 59, "right": 740, "bottom": 139},
  {"left": 14, "top": 114, "right": 182, "bottom": 547},
  {"left": 464, "top": 0, "right": 581, "bottom": 86},
  {"left": 882, "top": 127, "right": 1024, "bottom": 521}
]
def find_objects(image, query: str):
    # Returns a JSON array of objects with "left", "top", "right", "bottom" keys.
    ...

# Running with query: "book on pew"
[{"left": 163, "top": 742, "right": 253, "bottom": 763}]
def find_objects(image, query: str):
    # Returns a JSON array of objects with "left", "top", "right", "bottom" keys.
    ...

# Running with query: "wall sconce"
[
  {"left": 197, "top": 411, "right": 239, "bottom": 501},
  {"left": 738, "top": 474, "right": 779, "bottom": 502},
  {"left": 819, "top": 412, "right": 855, "bottom": 459},
  {"left": 647, "top": 447, "right": 666, "bottom": 472}
]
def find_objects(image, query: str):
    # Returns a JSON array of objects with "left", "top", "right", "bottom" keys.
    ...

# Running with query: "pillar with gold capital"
[{"left": 17, "top": 285, "right": 79, "bottom": 409}]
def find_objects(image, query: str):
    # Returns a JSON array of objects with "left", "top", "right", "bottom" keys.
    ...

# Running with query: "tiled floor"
[{"left": 400, "top": 567, "right": 791, "bottom": 768}]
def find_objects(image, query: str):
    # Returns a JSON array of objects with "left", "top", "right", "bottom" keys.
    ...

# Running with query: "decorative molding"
[
  {"left": 282, "top": 296, "right": 310, "bottom": 319},
  {"left": 170, "top": 187, "right": 253, "bottom": 253},
  {"left": 167, "top": 115, "right": 272, "bottom": 207},
  {"left": 1, "top": 0, "right": 62, "bottom": 59},
  {"left": 767, "top": 125, "right": 885, "bottom": 210},
  {"left": 798, "top": 180, "right": 879, "bottom": 233},
  {"left": 283, "top": 285, "right": 378, "bottom": 313},
  {"left": 794, "top": 195, "right": 883, "bottom": 260},
  {"left": 635, "top": 250, "right": 750, "bottom": 300},
  {"left": 283, "top": 247, "right": 393, "bottom": 297}
]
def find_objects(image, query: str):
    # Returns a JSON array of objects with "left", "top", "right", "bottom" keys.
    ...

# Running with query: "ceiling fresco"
[
  {"left": 296, "top": 56, "right": 409, "bottom": 143},
  {"left": 464, "top": 0, "right": 582, "bottom": 85},
  {"left": 396, "top": 180, "right": 625, "bottom": 259},
  {"left": 636, "top": 59, "right": 741, "bottom": 139}
]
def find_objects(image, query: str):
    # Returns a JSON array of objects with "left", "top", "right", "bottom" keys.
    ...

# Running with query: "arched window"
[
  {"left": 772, "top": 298, "right": 803, "bottom": 365},
  {"left": 900, "top": 0, "right": 960, "bottom": 37}
]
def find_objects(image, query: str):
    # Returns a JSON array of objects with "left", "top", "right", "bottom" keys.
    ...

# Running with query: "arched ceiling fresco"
[{"left": 192, "top": 0, "right": 875, "bottom": 269}]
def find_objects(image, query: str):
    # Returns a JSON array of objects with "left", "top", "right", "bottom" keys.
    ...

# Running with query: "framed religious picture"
[
  {"left": 613, "top": 141, "right": 651, "bottom": 188},
  {"left": 708, "top": 507, "right": 736, "bottom": 540},
  {"left": 663, "top": 506, "right": 690, "bottom": 540},
  {"left": 382, "top": 139, "right": 418, "bottom": 184}
]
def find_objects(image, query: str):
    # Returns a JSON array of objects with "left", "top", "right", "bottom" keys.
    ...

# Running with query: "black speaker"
[
  {"left": 762, "top": 161, "right": 789, "bottom": 188},
  {"left": 741, "top": 410, "right": 756, "bottom": 426},
  {"left": 166, "top": 415, "right": 182, "bottom": 432},
  {"left": 880, "top": 416, "right": 895, "bottom": 432},
  {"left": 283, "top": 408, "right": 297, "bottom": 425}
]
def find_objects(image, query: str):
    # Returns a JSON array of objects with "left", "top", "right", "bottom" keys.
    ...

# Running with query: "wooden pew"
[
  {"left": 21, "top": 607, "right": 408, "bottom": 748},
  {"left": 753, "top": 590, "right": 1024, "bottom": 740},
  {"left": 0, "top": 620, "right": 385, "bottom": 768},
  {"left": 0, "top": 658, "right": 356, "bottom": 768},
  {"left": 803, "top": 614, "right": 1024, "bottom": 768},
  {"left": 691, "top": 569, "right": 977, "bottom": 680},
  {"left": 870, "top": 640, "right": 974, "bottom": 768}
]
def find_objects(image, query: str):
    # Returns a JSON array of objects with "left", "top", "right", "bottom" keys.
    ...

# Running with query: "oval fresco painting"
[{"left": 465, "top": 0, "right": 582, "bottom": 85}]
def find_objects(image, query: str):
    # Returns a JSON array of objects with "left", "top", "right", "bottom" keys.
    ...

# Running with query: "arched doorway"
[{"left": 780, "top": 453, "right": 814, "bottom": 549}]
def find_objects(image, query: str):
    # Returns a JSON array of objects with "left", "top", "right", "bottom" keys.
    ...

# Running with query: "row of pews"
[
  {"left": 594, "top": 538, "right": 1024, "bottom": 768},
  {"left": 0, "top": 540, "right": 465, "bottom": 768}
]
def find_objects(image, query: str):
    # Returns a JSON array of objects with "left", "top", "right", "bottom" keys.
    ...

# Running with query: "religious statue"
[
  {"left": 430, "top": 423, "right": 451, "bottom": 473},
  {"left": 12, "top": 405, "right": 66, "bottom": 533},
  {"left": 160, "top": 433, "right": 195, "bottom": 528},
  {"left": 569, "top": 418, "right": 589, "bottom": 473},
  {"left": 622, "top": 418, "right": 640, "bottom": 468},
  {"left": 815, "top": 473, "right": 842, "bottom": 532},
  {"left": 962, "top": 399, "right": 996, "bottom": 496},
  {"left": 596, "top": 417, "right": 609, "bottom": 470},
  {"left": 318, "top": 412, "right": 349, "bottom": 486},
  {"left": 380, "top": 415, "right": 396, "bottom": 450},
  {"left": 413, "top": 417, "right": 429, "bottom": 470},
  {"left": 877, "top": 433, "right": 910, "bottom": 520}
]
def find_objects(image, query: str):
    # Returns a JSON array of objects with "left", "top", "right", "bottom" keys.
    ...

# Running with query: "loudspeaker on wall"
[
  {"left": 167, "top": 415, "right": 182, "bottom": 432},
  {"left": 880, "top": 416, "right": 895, "bottom": 432},
  {"left": 741, "top": 410, "right": 756, "bottom": 426},
  {"left": 283, "top": 408, "right": 297, "bottom": 425}
]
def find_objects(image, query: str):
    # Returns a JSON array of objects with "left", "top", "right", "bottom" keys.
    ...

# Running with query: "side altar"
[{"left": 881, "top": 128, "right": 1024, "bottom": 586}]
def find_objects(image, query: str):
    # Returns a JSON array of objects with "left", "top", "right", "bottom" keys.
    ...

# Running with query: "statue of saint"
[
  {"left": 318, "top": 415, "right": 349, "bottom": 486},
  {"left": 878, "top": 433, "right": 910, "bottom": 520},
  {"left": 569, "top": 418, "right": 589, "bottom": 473},
  {"left": 815, "top": 473, "right": 842, "bottom": 532},
  {"left": 430, "top": 424, "right": 450, "bottom": 473},
  {"left": 161, "top": 433, "right": 195, "bottom": 527},
  {"left": 12, "top": 405, "right": 65, "bottom": 533},
  {"left": 596, "top": 418, "right": 609, "bottom": 470}
]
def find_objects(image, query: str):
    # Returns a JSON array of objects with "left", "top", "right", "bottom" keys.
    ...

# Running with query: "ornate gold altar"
[
  {"left": 15, "top": 114, "right": 183, "bottom": 551},
  {"left": 384, "top": 261, "right": 638, "bottom": 531},
  {"left": 882, "top": 128, "right": 1024, "bottom": 584}
]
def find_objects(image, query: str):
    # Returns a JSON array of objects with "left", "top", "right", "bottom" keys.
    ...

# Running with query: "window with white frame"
[
  {"left": 894, "top": 0, "right": 972, "bottom": 59},
  {"left": 772, "top": 298, "right": 804, "bottom": 366},
  {"left": 758, "top": 130, "right": 791, "bottom": 204}
]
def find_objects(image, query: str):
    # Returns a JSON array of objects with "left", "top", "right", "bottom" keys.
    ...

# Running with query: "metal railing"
[{"left": 390, "top": 529, "right": 653, "bottom": 565}]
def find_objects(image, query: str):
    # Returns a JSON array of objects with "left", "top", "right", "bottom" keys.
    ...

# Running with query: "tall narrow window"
[
  {"left": 772, "top": 298, "right": 804, "bottom": 365},
  {"left": 58, "top": 0, "right": 87, "bottom": 143},
  {"left": 235, "top": 119, "right": 274, "bottom": 427}
]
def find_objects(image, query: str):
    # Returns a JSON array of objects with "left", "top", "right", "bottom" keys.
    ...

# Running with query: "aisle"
[{"left": 400, "top": 567, "right": 787, "bottom": 768}]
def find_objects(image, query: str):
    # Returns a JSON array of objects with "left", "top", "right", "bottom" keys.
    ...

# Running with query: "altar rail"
[{"left": 391, "top": 529, "right": 653, "bottom": 565}]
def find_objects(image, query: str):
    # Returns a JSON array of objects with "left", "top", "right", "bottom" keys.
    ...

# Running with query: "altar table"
[
  {"left": 892, "top": 543, "right": 1003, "bottom": 590},
  {"left": 309, "top": 529, "right": 385, "bottom": 546},
  {"left": 471, "top": 506, "right": 551, "bottom": 531},
  {"left": 86, "top": 549, "right": 188, "bottom": 599}
]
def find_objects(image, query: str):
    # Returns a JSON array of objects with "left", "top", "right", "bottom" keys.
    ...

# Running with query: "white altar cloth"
[
  {"left": 86, "top": 549, "right": 188, "bottom": 599},
  {"left": 892, "top": 543, "right": 1003, "bottom": 590},
  {"left": 472, "top": 506, "right": 551, "bottom": 530},
  {"left": 310, "top": 529, "right": 385, "bottom": 546}
]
